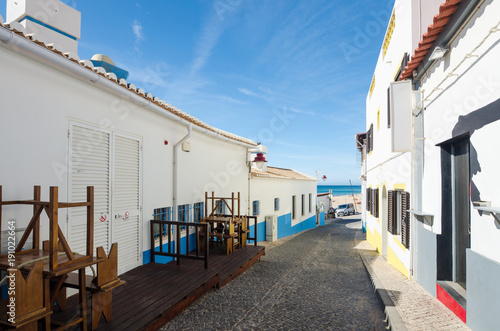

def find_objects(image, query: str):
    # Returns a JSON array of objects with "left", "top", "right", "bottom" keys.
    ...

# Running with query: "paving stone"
[
  {"left": 355, "top": 225, "right": 471, "bottom": 331},
  {"left": 160, "top": 219, "right": 386, "bottom": 330}
]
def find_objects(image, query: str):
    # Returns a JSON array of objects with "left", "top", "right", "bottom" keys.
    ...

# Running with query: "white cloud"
[
  {"left": 238, "top": 88, "right": 258, "bottom": 96},
  {"left": 190, "top": 17, "right": 224, "bottom": 76},
  {"left": 287, "top": 106, "right": 315, "bottom": 116},
  {"left": 132, "top": 20, "right": 144, "bottom": 52}
]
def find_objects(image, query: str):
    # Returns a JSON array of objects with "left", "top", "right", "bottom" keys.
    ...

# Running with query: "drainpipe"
[
  {"left": 173, "top": 124, "right": 192, "bottom": 221},
  {"left": 410, "top": 88, "right": 424, "bottom": 282}
]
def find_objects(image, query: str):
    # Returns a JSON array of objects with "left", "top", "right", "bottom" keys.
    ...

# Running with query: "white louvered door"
[
  {"left": 112, "top": 135, "right": 141, "bottom": 274},
  {"left": 69, "top": 124, "right": 111, "bottom": 255},
  {"left": 68, "top": 123, "right": 142, "bottom": 274}
]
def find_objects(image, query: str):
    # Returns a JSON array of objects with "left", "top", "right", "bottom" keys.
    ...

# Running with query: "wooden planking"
[{"left": 56, "top": 245, "right": 265, "bottom": 330}]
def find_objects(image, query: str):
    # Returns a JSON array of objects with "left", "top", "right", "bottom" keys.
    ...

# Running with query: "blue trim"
[
  {"left": 18, "top": 16, "right": 77, "bottom": 40},
  {"left": 277, "top": 213, "right": 317, "bottom": 239},
  {"left": 143, "top": 233, "right": 198, "bottom": 265},
  {"left": 247, "top": 221, "right": 266, "bottom": 243},
  {"left": 319, "top": 211, "right": 325, "bottom": 226}
]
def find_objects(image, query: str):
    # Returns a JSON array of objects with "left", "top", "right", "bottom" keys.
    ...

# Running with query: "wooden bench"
[{"left": 61, "top": 243, "right": 125, "bottom": 330}]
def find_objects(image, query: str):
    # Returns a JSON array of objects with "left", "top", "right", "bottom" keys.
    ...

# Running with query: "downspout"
[{"left": 173, "top": 124, "right": 192, "bottom": 221}]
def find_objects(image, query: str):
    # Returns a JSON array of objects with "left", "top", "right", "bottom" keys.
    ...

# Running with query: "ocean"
[{"left": 317, "top": 185, "right": 361, "bottom": 196}]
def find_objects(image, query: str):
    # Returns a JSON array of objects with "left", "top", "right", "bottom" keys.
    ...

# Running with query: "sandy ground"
[{"left": 331, "top": 194, "right": 361, "bottom": 209}]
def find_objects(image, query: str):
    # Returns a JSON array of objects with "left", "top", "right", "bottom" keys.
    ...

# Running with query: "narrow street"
[{"left": 162, "top": 218, "right": 386, "bottom": 330}]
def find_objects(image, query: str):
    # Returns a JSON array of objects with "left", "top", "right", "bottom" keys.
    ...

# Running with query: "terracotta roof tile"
[
  {"left": 251, "top": 167, "right": 316, "bottom": 181},
  {"left": 400, "top": 0, "right": 463, "bottom": 80}
]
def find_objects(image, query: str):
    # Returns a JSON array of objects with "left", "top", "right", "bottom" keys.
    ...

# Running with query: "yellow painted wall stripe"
[
  {"left": 393, "top": 235, "right": 407, "bottom": 251},
  {"left": 393, "top": 183, "right": 406, "bottom": 190},
  {"left": 388, "top": 246, "right": 409, "bottom": 278}
]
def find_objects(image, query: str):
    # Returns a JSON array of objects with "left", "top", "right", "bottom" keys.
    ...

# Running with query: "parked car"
[{"left": 336, "top": 203, "right": 354, "bottom": 217}]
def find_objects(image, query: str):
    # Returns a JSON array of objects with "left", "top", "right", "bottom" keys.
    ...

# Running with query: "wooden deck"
[{"left": 53, "top": 245, "right": 265, "bottom": 330}]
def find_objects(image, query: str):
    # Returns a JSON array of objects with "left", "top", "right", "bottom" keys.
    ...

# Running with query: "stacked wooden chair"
[{"left": 0, "top": 262, "right": 52, "bottom": 330}]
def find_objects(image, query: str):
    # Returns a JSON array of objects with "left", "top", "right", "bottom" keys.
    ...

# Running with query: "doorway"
[
  {"left": 68, "top": 122, "right": 142, "bottom": 274},
  {"left": 437, "top": 135, "right": 470, "bottom": 290},
  {"left": 451, "top": 140, "right": 470, "bottom": 289}
]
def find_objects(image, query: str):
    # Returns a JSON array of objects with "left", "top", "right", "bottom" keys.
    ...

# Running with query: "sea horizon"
[{"left": 317, "top": 184, "right": 361, "bottom": 196}]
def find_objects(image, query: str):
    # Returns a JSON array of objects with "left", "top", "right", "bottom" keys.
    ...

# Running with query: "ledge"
[
  {"left": 408, "top": 210, "right": 434, "bottom": 226},
  {"left": 473, "top": 206, "right": 500, "bottom": 223},
  {"left": 408, "top": 210, "right": 434, "bottom": 217}
]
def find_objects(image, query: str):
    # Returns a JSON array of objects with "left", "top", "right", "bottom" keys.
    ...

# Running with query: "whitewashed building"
[
  {"left": 250, "top": 163, "right": 319, "bottom": 242},
  {"left": 0, "top": 0, "right": 320, "bottom": 275},
  {"left": 362, "top": 0, "right": 500, "bottom": 328}
]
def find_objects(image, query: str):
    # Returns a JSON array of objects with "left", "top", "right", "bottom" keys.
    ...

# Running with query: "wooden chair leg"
[
  {"left": 78, "top": 269, "right": 88, "bottom": 331},
  {"left": 102, "top": 291, "right": 112, "bottom": 322},
  {"left": 91, "top": 291, "right": 112, "bottom": 330},
  {"left": 92, "top": 292, "right": 102, "bottom": 331}
]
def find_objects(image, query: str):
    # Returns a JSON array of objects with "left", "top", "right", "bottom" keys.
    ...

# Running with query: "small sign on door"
[{"left": 124, "top": 211, "right": 130, "bottom": 220}]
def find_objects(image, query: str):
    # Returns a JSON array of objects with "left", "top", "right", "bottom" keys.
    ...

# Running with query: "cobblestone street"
[{"left": 161, "top": 219, "right": 386, "bottom": 330}]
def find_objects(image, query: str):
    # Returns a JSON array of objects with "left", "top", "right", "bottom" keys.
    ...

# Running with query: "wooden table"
[{"left": 201, "top": 216, "right": 248, "bottom": 254}]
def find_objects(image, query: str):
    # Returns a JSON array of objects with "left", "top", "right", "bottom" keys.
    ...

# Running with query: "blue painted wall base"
[
  {"left": 143, "top": 233, "right": 198, "bottom": 265},
  {"left": 277, "top": 213, "right": 317, "bottom": 239},
  {"left": 319, "top": 212, "right": 325, "bottom": 226}
]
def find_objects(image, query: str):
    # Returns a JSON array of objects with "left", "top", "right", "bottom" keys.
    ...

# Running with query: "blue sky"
[{"left": 1, "top": 0, "right": 394, "bottom": 185}]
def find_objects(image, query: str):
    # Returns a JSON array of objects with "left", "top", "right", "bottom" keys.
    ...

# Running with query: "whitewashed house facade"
[
  {"left": 362, "top": 0, "right": 500, "bottom": 328},
  {"left": 0, "top": 0, "right": 321, "bottom": 275}
]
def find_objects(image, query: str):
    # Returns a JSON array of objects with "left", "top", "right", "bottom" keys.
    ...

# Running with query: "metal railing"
[{"left": 150, "top": 220, "right": 209, "bottom": 269}]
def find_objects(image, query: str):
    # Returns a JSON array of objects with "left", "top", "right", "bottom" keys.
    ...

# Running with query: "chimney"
[{"left": 6, "top": 0, "right": 81, "bottom": 55}]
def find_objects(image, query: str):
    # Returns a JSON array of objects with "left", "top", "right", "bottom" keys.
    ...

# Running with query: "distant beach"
[
  {"left": 317, "top": 185, "right": 361, "bottom": 195},
  {"left": 318, "top": 185, "right": 362, "bottom": 211}
]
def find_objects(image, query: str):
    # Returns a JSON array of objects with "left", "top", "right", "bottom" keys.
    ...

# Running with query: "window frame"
[
  {"left": 301, "top": 194, "right": 305, "bottom": 216},
  {"left": 193, "top": 202, "right": 204, "bottom": 222},
  {"left": 252, "top": 200, "right": 260, "bottom": 216}
]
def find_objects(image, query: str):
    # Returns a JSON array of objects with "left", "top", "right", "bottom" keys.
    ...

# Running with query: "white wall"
[
  {"left": 364, "top": 0, "right": 414, "bottom": 272},
  {"left": 250, "top": 177, "right": 316, "bottom": 227},
  {"left": 316, "top": 194, "right": 331, "bottom": 213},
  {"left": 420, "top": 0, "right": 500, "bottom": 262},
  {"left": 0, "top": 41, "right": 250, "bottom": 270}
]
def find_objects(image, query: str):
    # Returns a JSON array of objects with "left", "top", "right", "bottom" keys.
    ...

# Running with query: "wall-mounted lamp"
[
  {"left": 253, "top": 152, "right": 267, "bottom": 170},
  {"left": 428, "top": 46, "right": 449, "bottom": 61}
]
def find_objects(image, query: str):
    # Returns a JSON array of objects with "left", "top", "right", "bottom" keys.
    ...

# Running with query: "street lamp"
[{"left": 253, "top": 153, "right": 267, "bottom": 170}]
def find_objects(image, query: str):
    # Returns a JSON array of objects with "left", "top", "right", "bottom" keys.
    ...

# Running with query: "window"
[
  {"left": 292, "top": 195, "right": 296, "bottom": 219},
  {"left": 253, "top": 200, "right": 260, "bottom": 216},
  {"left": 301, "top": 194, "right": 305, "bottom": 216},
  {"left": 388, "top": 190, "right": 410, "bottom": 249},
  {"left": 309, "top": 194, "right": 312, "bottom": 213},
  {"left": 372, "top": 188, "right": 379, "bottom": 218},
  {"left": 216, "top": 199, "right": 226, "bottom": 215},
  {"left": 153, "top": 207, "right": 172, "bottom": 238},
  {"left": 366, "top": 188, "right": 379, "bottom": 218},
  {"left": 153, "top": 207, "right": 172, "bottom": 221},
  {"left": 178, "top": 204, "right": 191, "bottom": 230},
  {"left": 367, "top": 124, "right": 374, "bottom": 153},
  {"left": 193, "top": 202, "right": 204, "bottom": 222},
  {"left": 274, "top": 198, "right": 280, "bottom": 211},
  {"left": 366, "top": 188, "right": 372, "bottom": 212}
]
